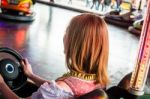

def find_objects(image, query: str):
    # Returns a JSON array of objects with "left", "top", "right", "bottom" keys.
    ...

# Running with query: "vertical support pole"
[
  {"left": 129, "top": 0, "right": 150, "bottom": 96},
  {"left": 131, "top": 0, "right": 146, "bottom": 10}
]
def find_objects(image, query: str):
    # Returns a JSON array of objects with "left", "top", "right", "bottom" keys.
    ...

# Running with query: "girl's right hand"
[{"left": 21, "top": 58, "right": 34, "bottom": 78}]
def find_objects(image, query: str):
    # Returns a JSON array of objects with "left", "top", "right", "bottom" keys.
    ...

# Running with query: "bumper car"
[
  {"left": 0, "top": 47, "right": 150, "bottom": 99},
  {"left": 104, "top": 1, "right": 143, "bottom": 28},
  {"left": 104, "top": 10, "right": 134, "bottom": 27},
  {"left": 104, "top": 9, "right": 143, "bottom": 28},
  {"left": 0, "top": 0, "right": 36, "bottom": 21},
  {"left": 128, "top": 19, "right": 143, "bottom": 36}
]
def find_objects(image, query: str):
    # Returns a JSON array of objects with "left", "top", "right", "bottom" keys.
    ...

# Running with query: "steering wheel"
[{"left": 0, "top": 47, "right": 27, "bottom": 91}]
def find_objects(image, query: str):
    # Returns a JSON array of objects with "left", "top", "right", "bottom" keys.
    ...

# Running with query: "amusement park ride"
[
  {"left": 0, "top": 0, "right": 149, "bottom": 99},
  {"left": 0, "top": 0, "right": 36, "bottom": 21},
  {"left": 107, "top": 0, "right": 150, "bottom": 98},
  {"left": 104, "top": 0, "right": 146, "bottom": 35}
]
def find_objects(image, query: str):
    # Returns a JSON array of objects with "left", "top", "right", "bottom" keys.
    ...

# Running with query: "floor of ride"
[{"left": 0, "top": 3, "right": 141, "bottom": 90}]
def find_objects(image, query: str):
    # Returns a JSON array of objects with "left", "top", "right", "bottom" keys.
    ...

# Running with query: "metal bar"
[
  {"left": 36, "top": 0, "right": 102, "bottom": 16},
  {"left": 129, "top": 0, "right": 150, "bottom": 96}
]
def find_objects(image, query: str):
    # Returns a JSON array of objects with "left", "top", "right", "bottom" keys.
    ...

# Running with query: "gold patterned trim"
[{"left": 63, "top": 70, "right": 96, "bottom": 81}]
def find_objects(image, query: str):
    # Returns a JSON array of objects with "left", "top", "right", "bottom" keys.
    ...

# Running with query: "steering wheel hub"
[
  {"left": 0, "top": 59, "right": 19, "bottom": 80},
  {"left": 6, "top": 63, "right": 14, "bottom": 73}
]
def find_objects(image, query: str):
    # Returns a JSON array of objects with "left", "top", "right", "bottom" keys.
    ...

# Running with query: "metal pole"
[
  {"left": 138, "top": 0, "right": 142, "bottom": 11},
  {"left": 129, "top": 0, "right": 150, "bottom": 96}
]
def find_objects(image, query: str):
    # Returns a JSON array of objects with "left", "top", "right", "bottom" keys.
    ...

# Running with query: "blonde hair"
[{"left": 65, "top": 13, "right": 109, "bottom": 86}]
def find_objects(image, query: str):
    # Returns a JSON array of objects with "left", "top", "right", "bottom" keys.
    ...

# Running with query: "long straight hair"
[{"left": 65, "top": 13, "right": 109, "bottom": 86}]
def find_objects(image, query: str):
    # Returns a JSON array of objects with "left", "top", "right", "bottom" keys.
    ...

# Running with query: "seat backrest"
[
  {"left": 106, "top": 86, "right": 138, "bottom": 99},
  {"left": 77, "top": 89, "right": 108, "bottom": 99}
]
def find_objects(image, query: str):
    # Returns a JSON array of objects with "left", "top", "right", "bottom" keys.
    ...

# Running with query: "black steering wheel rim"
[
  {"left": 0, "top": 47, "right": 22, "bottom": 61},
  {"left": 0, "top": 47, "right": 27, "bottom": 91}
]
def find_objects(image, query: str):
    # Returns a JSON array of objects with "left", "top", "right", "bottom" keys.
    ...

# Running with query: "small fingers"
[
  {"left": 21, "top": 58, "right": 28, "bottom": 64},
  {"left": 24, "top": 58, "right": 29, "bottom": 65},
  {"left": 21, "top": 60, "right": 25, "bottom": 65}
]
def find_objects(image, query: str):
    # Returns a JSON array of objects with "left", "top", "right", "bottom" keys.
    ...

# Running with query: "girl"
[{"left": 0, "top": 13, "right": 109, "bottom": 99}]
